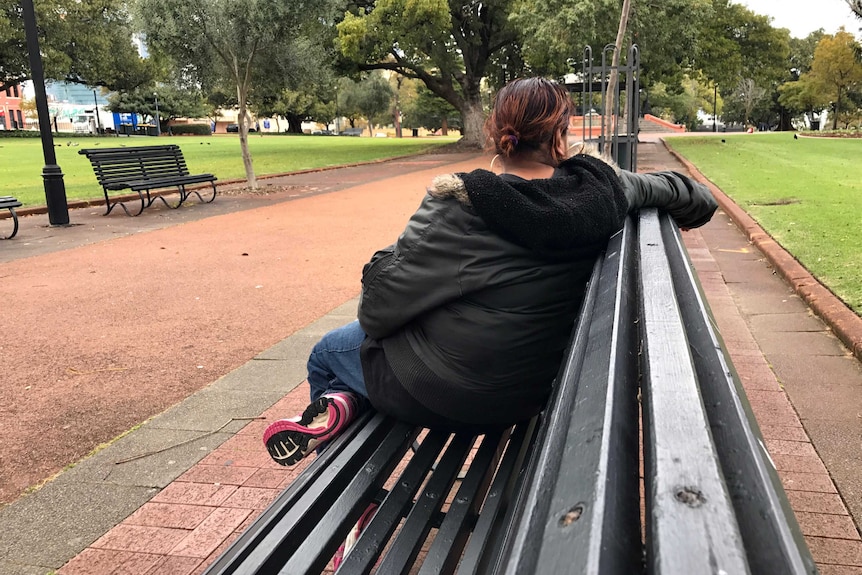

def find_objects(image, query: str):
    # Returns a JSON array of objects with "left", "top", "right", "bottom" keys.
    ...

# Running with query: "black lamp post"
[
  {"left": 713, "top": 83, "right": 718, "bottom": 133},
  {"left": 22, "top": 0, "right": 69, "bottom": 225},
  {"left": 153, "top": 93, "right": 160, "bottom": 136}
]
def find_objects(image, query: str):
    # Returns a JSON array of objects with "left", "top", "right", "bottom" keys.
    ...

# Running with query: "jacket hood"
[{"left": 427, "top": 154, "right": 628, "bottom": 255}]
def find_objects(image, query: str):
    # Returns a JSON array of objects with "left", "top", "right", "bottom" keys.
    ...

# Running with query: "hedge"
[{"left": 171, "top": 124, "right": 212, "bottom": 135}]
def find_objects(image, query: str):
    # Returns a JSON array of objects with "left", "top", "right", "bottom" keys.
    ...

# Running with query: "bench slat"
[
  {"left": 203, "top": 411, "right": 391, "bottom": 573},
  {"left": 337, "top": 430, "right": 452, "bottom": 573},
  {"left": 420, "top": 431, "right": 508, "bottom": 574},
  {"left": 455, "top": 419, "right": 537, "bottom": 575},
  {"left": 375, "top": 434, "right": 476, "bottom": 573},
  {"left": 638, "top": 209, "right": 750, "bottom": 575},
  {"left": 279, "top": 419, "right": 419, "bottom": 574},
  {"left": 661, "top": 212, "right": 817, "bottom": 575},
  {"left": 497, "top": 219, "right": 641, "bottom": 575}
]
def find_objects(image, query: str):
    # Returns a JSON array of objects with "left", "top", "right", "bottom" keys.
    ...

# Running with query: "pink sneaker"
[
  {"left": 263, "top": 392, "right": 359, "bottom": 466},
  {"left": 332, "top": 503, "right": 378, "bottom": 570}
]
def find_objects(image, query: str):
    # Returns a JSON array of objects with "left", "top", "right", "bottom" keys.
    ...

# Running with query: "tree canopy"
[
  {"left": 1, "top": 0, "right": 154, "bottom": 93},
  {"left": 135, "top": 0, "right": 340, "bottom": 187},
  {"left": 337, "top": 0, "right": 518, "bottom": 146},
  {"left": 808, "top": 30, "right": 862, "bottom": 128}
]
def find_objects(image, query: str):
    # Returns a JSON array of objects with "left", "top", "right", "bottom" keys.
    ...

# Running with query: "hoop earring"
[{"left": 490, "top": 154, "right": 501, "bottom": 172}]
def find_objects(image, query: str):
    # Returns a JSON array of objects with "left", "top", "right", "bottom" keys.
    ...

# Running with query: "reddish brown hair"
[{"left": 485, "top": 77, "right": 574, "bottom": 165}]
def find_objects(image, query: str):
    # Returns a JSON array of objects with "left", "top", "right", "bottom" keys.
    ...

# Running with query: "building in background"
[{"left": 0, "top": 84, "right": 24, "bottom": 130}]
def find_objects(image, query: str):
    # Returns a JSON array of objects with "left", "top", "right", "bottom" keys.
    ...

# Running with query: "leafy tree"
[
  {"left": 135, "top": 0, "right": 339, "bottom": 188},
  {"left": 695, "top": 1, "right": 790, "bottom": 89},
  {"left": 648, "top": 74, "right": 714, "bottom": 130},
  {"left": 789, "top": 30, "right": 826, "bottom": 80},
  {"left": 402, "top": 84, "right": 460, "bottom": 133},
  {"left": 106, "top": 84, "right": 208, "bottom": 133},
  {"left": 354, "top": 72, "right": 393, "bottom": 136},
  {"left": 335, "top": 77, "right": 366, "bottom": 129},
  {"left": 807, "top": 30, "right": 862, "bottom": 129},
  {"left": 337, "top": 0, "right": 517, "bottom": 147},
  {"left": 250, "top": 36, "right": 337, "bottom": 134},
  {"left": 778, "top": 76, "right": 830, "bottom": 128},
  {"left": 1, "top": 0, "right": 154, "bottom": 93}
]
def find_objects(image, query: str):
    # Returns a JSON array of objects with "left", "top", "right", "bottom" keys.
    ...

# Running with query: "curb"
[
  {"left": 0, "top": 150, "right": 444, "bottom": 220},
  {"left": 663, "top": 139, "right": 862, "bottom": 363}
]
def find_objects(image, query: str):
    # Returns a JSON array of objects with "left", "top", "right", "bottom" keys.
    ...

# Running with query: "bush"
[
  {"left": 171, "top": 124, "right": 212, "bottom": 135},
  {"left": 0, "top": 130, "right": 42, "bottom": 138}
]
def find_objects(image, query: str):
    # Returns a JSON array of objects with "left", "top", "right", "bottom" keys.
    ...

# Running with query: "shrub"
[{"left": 171, "top": 124, "right": 212, "bottom": 135}]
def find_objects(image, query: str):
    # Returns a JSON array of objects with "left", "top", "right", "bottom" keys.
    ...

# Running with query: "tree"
[
  {"left": 723, "top": 77, "right": 767, "bottom": 125},
  {"left": 848, "top": 0, "right": 862, "bottom": 19},
  {"left": 250, "top": 36, "right": 337, "bottom": 134},
  {"left": 353, "top": 72, "right": 393, "bottom": 136},
  {"left": 136, "top": 0, "right": 339, "bottom": 188},
  {"left": 1, "top": 0, "right": 154, "bottom": 93},
  {"left": 106, "top": 84, "right": 208, "bottom": 133},
  {"left": 807, "top": 30, "right": 862, "bottom": 129},
  {"left": 402, "top": 84, "right": 461, "bottom": 133},
  {"left": 778, "top": 76, "right": 830, "bottom": 128},
  {"left": 337, "top": 0, "right": 518, "bottom": 147}
]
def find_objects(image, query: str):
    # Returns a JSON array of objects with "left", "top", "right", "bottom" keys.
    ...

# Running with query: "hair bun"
[{"left": 500, "top": 132, "right": 520, "bottom": 155}]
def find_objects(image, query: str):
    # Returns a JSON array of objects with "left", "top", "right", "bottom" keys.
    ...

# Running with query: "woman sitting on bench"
[{"left": 263, "top": 77, "right": 718, "bottom": 466}]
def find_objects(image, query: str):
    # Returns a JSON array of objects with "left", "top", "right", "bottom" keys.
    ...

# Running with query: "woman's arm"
[{"left": 618, "top": 170, "right": 718, "bottom": 229}]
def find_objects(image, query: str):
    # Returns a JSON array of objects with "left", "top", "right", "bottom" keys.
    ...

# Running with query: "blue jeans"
[{"left": 307, "top": 320, "right": 370, "bottom": 404}]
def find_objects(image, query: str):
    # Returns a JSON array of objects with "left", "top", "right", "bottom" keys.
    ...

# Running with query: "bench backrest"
[
  {"left": 78, "top": 145, "right": 191, "bottom": 187},
  {"left": 497, "top": 210, "right": 816, "bottom": 575}
]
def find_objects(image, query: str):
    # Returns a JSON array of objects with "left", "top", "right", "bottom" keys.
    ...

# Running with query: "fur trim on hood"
[
  {"left": 426, "top": 154, "right": 628, "bottom": 255},
  {"left": 428, "top": 173, "right": 472, "bottom": 206}
]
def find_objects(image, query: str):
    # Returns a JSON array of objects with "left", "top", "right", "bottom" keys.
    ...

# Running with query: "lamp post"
[
  {"left": 93, "top": 90, "right": 102, "bottom": 134},
  {"left": 334, "top": 85, "right": 339, "bottom": 135},
  {"left": 22, "top": 0, "right": 69, "bottom": 225},
  {"left": 153, "top": 93, "right": 160, "bottom": 136}
]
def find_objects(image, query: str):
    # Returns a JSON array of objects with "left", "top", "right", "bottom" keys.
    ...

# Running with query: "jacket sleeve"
[
  {"left": 618, "top": 170, "right": 718, "bottom": 228},
  {"left": 358, "top": 194, "right": 466, "bottom": 339}
]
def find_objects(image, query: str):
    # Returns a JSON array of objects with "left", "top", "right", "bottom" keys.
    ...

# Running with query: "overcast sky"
[{"left": 739, "top": 0, "right": 861, "bottom": 38}]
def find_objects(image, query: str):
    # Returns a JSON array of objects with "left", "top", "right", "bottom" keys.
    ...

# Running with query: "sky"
[{"left": 739, "top": 0, "right": 861, "bottom": 38}]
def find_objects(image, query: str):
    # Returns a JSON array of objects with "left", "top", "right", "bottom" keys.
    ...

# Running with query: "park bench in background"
[
  {"left": 78, "top": 144, "right": 217, "bottom": 216},
  {"left": 1, "top": 196, "right": 23, "bottom": 239},
  {"left": 204, "top": 210, "right": 817, "bottom": 575}
]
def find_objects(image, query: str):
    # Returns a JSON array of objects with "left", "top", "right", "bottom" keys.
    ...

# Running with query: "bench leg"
[
  {"left": 104, "top": 189, "right": 146, "bottom": 217},
  {"left": 1, "top": 208, "right": 18, "bottom": 239},
  {"left": 151, "top": 188, "right": 184, "bottom": 210},
  {"left": 183, "top": 181, "right": 217, "bottom": 204}
]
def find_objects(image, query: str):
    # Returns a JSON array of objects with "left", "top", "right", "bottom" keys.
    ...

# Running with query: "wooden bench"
[
  {"left": 1, "top": 196, "right": 23, "bottom": 239},
  {"left": 203, "top": 210, "right": 817, "bottom": 575},
  {"left": 78, "top": 145, "right": 217, "bottom": 216}
]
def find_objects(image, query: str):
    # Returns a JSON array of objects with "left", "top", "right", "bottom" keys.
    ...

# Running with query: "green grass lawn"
[
  {"left": 1, "top": 134, "right": 458, "bottom": 207},
  {"left": 666, "top": 133, "right": 862, "bottom": 314}
]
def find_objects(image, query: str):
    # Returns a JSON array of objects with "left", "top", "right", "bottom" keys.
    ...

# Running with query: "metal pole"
[
  {"left": 22, "top": 0, "right": 69, "bottom": 225},
  {"left": 154, "top": 93, "right": 160, "bottom": 136},
  {"left": 93, "top": 90, "right": 102, "bottom": 134}
]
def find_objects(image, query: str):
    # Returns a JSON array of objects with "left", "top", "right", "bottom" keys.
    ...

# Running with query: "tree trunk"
[
  {"left": 236, "top": 88, "right": 257, "bottom": 190},
  {"left": 604, "top": 0, "right": 633, "bottom": 138},
  {"left": 286, "top": 114, "right": 303, "bottom": 133},
  {"left": 833, "top": 87, "right": 842, "bottom": 130},
  {"left": 458, "top": 98, "right": 485, "bottom": 147},
  {"left": 441, "top": 117, "right": 448, "bottom": 136}
]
